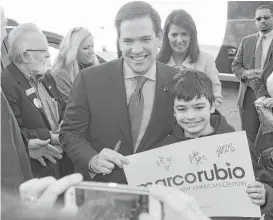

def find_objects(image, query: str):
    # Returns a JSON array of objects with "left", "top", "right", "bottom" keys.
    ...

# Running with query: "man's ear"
[
  {"left": 20, "top": 51, "right": 29, "bottom": 63},
  {"left": 156, "top": 29, "right": 163, "bottom": 48},
  {"left": 210, "top": 101, "right": 216, "bottom": 114},
  {"left": 117, "top": 36, "right": 122, "bottom": 49}
]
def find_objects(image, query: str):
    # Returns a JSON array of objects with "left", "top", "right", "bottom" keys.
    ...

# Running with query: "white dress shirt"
[{"left": 258, "top": 29, "right": 273, "bottom": 68}]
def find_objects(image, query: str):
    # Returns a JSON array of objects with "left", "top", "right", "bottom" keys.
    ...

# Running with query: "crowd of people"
[{"left": 1, "top": 1, "right": 273, "bottom": 220}]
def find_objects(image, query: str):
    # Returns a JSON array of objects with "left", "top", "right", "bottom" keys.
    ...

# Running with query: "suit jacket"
[
  {"left": 1, "top": 90, "right": 33, "bottom": 193},
  {"left": 232, "top": 33, "right": 273, "bottom": 108},
  {"left": 1, "top": 63, "right": 66, "bottom": 177},
  {"left": 252, "top": 58, "right": 273, "bottom": 99},
  {"left": 60, "top": 58, "right": 177, "bottom": 183}
]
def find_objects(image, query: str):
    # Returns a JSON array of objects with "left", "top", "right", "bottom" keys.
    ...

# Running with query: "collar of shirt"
[
  {"left": 15, "top": 63, "right": 45, "bottom": 84},
  {"left": 258, "top": 29, "right": 273, "bottom": 40},
  {"left": 123, "top": 61, "right": 156, "bottom": 81},
  {"left": 166, "top": 55, "right": 194, "bottom": 69}
]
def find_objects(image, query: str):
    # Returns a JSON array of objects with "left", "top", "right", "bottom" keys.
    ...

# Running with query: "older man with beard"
[{"left": 1, "top": 23, "right": 69, "bottom": 178}]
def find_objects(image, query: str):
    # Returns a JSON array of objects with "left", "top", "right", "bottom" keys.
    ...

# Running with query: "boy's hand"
[{"left": 246, "top": 181, "right": 266, "bottom": 206}]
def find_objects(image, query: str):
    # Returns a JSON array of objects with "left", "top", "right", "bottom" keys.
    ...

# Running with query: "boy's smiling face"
[{"left": 174, "top": 96, "right": 215, "bottom": 138}]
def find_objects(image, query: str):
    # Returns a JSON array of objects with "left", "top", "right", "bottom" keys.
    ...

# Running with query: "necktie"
[
  {"left": 254, "top": 35, "right": 266, "bottom": 69},
  {"left": 128, "top": 76, "right": 147, "bottom": 151}
]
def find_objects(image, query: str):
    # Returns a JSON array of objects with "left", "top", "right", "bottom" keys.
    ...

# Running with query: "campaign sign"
[{"left": 123, "top": 131, "right": 261, "bottom": 217}]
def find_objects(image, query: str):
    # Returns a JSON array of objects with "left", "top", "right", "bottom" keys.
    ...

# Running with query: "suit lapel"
[
  {"left": 107, "top": 59, "right": 133, "bottom": 150},
  {"left": 9, "top": 63, "right": 50, "bottom": 125},
  {"left": 42, "top": 76, "right": 55, "bottom": 98},
  {"left": 248, "top": 33, "right": 259, "bottom": 69},
  {"left": 264, "top": 38, "right": 273, "bottom": 68}
]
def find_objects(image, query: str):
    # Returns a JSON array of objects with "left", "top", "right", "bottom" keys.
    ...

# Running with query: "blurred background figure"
[
  {"left": 51, "top": 27, "right": 100, "bottom": 102},
  {"left": 2, "top": 173, "right": 210, "bottom": 220},
  {"left": 2, "top": 174, "right": 83, "bottom": 220},
  {"left": 0, "top": 4, "right": 7, "bottom": 44},
  {"left": 254, "top": 58, "right": 273, "bottom": 178},
  {"left": 157, "top": 9, "right": 223, "bottom": 107},
  {"left": 1, "top": 5, "right": 33, "bottom": 194}
]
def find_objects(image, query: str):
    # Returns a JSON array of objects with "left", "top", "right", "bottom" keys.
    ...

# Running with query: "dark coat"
[
  {"left": 252, "top": 58, "right": 273, "bottom": 99},
  {"left": 1, "top": 90, "right": 33, "bottom": 193},
  {"left": 1, "top": 63, "right": 66, "bottom": 178},
  {"left": 60, "top": 58, "right": 177, "bottom": 183}
]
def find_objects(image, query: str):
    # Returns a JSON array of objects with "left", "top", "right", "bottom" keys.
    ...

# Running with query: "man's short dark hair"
[
  {"left": 114, "top": 1, "right": 161, "bottom": 37},
  {"left": 256, "top": 5, "right": 273, "bottom": 14},
  {"left": 172, "top": 69, "right": 215, "bottom": 106}
]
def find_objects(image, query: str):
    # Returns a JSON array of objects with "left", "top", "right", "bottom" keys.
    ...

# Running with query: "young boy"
[{"left": 158, "top": 69, "right": 273, "bottom": 216}]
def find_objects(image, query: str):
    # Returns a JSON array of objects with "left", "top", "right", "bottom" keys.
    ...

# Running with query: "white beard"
[{"left": 28, "top": 61, "right": 48, "bottom": 75}]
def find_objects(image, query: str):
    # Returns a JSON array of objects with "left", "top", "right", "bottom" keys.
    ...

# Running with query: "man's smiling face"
[{"left": 118, "top": 15, "right": 161, "bottom": 75}]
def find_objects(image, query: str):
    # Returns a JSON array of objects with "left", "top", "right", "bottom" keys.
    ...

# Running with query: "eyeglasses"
[
  {"left": 255, "top": 15, "right": 272, "bottom": 21},
  {"left": 26, "top": 48, "right": 49, "bottom": 53}
]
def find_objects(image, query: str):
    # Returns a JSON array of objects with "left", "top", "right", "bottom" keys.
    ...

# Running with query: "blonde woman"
[{"left": 51, "top": 27, "right": 100, "bottom": 101}]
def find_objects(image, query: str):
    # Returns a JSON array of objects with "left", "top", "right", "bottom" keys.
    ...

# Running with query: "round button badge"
[{"left": 33, "top": 98, "right": 42, "bottom": 108}]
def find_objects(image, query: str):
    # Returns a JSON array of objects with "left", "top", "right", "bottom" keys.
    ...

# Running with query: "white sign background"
[{"left": 124, "top": 131, "right": 261, "bottom": 217}]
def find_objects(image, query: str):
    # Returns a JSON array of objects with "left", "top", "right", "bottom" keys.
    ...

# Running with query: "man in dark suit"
[
  {"left": 1, "top": 5, "right": 33, "bottom": 192},
  {"left": 1, "top": 90, "right": 34, "bottom": 192},
  {"left": 1, "top": 23, "right": 69, "bottom": 178},
  {"left": 60, "top": 1, "right": 178, "bottom": 183},
  {"left": 232, "top": 4, "right": 273, "bottom": 143}
]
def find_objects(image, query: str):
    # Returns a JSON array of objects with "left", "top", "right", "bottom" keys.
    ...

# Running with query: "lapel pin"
[
  {"left": 48, "top": 86, "right": 52, "bottom": 90},
  {"left": 163, "top": 87, "right": 168, "bottom": 91}
]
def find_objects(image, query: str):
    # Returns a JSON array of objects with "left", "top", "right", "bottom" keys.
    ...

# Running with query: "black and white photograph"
[{"left": 1, "top": 1, "right": 273, "bottom": 220}]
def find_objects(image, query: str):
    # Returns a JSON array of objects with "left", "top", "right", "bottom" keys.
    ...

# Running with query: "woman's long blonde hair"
[{"left": 51, "top": 27, "right": 99, "bottom": 83}]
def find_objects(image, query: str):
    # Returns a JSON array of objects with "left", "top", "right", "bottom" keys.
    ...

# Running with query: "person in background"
[
  {"left": 51, "top": 27, "right": 100, "bottom": 102},
  {"left": 1, "top": 5, "right": 34, "bottom": 193},
  {"left": 1, "top": 23, "right": 71, "bottom": 178},
  {"left": 232, "top": 5, "right": 273, "bottom": 143},
  {"left": 157, "top": 69, "right": 273, "bottom": 217},
  {"left": 254, "top": 58, "right": 273, "bottom": 203},
  {"left": 0, "top": 4, "right": 7, "bottom": 46},
  {"left": 1, "top": 174, "right": 83, "bottom": 220},
  {"left": 59, "top": 1, "right": 177, "bottom": 183},
  {"left": 157, "top": 9, "right": 222, "bottom": 107}
]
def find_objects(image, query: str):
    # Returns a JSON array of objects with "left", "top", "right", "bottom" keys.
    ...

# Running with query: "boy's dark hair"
[
  {"left": 172, "top": 69, "right": 215, "bottom": 106},
  {"left": 114, "top": 1, "right": 162, "bottom": 38}
]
